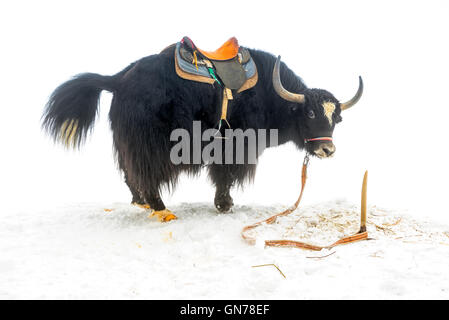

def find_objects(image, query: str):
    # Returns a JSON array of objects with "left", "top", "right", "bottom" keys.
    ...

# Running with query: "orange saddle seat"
[{"left": 181, "top": 36, "right": 239, "bottom": 61}]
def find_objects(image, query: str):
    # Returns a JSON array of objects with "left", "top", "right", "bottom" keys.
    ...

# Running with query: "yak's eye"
[
  {"left": 335, "top": 114, "right": 342, "bottom": 123},
  {"left": 308, "top": 110, "right": 315, "bottom": 119}
]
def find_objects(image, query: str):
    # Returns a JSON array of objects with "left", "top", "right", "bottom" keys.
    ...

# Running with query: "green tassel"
[{"left": 208, "top": 67, "right": 221, "bottom": 86}]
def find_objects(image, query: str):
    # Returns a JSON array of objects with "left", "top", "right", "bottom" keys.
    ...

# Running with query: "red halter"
[{"left": 305, "top": 137, "right": 333, "bottom": 143}]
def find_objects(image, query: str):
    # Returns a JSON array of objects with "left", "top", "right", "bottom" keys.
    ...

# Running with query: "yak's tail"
[{"left": 42, "top": 73, "right": 117, "bottom": 148}]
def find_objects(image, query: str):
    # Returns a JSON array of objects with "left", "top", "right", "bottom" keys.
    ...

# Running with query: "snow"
[{"left": 2, "top": 200, "right": 448, "bottom": 299}]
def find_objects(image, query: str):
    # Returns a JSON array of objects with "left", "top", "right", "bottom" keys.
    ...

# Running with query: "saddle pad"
[{"left": 174, "top": 42, "right": 258, "bottom": 93}]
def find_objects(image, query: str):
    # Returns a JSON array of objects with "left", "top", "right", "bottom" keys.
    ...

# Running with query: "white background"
[{"left": 1, "top": 0, "right": 449, "bottom": 221}]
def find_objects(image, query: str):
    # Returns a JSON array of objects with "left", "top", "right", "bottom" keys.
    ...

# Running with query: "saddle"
[
  {"left": 174, "top": 36, "right": 258, "bottom": 92},
  {"left": 173, "top": 36, "right": 258, "bottom": 132},
  {"left": 193, "top": 37, "right": 240, "bottom": 61}
]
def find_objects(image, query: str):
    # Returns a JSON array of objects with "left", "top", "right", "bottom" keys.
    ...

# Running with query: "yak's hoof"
[
  {"left": 215, "top": 196, "right": 234, "bottom": 213},
  {"left": 132, "top": 202, "right": 151, "bottom": 210},
  {"left": 149, "top": 209, "right": 177, "bottom": 222}
]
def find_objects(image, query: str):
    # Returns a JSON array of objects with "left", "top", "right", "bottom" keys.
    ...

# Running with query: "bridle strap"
[{"left": 305, "top": 137, "right": 333, "bottom": 143}]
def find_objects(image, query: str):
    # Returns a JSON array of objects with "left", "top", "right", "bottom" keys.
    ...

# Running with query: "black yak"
[{"left": 42, "top": 38, "right": 363, "bottom": 221}]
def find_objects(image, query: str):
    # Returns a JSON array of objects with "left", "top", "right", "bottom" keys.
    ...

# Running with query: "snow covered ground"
[{"left": 2, "top": 200, "right": 448, "bottom": 299}]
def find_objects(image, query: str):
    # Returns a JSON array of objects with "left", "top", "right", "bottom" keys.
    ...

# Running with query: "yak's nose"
[
  {"left": 322, "top": 144, "right": 336, "bottom": 156},
  {"left": 314, "top": 143, "right": 336, "bottom": 158}
]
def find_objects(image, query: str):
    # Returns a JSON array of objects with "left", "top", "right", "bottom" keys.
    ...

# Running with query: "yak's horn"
[
  {"left": 272, "top": 56, "right": 305, "bottom": 104},
  {"left": 341, "top": 76, "right": 364, "bottom": 111}
]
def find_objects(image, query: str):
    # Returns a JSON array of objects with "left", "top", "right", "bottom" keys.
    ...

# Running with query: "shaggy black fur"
[{"left": 42, "top": 44, "right": 344, "bottom": 212}]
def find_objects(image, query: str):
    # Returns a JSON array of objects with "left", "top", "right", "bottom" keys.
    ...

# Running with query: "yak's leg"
[
  {"left": 126, "top": 176, "right": 148, "bottom": 208},
  {"left": 208, "top": 164, "right": 235, "bottom": 213},
  {"left": 209, "top": 163, "right": 257, "bottom": 213},
  {"left": 215, "top": 184, "right": 234, "bottom": 213},
  {"left": 117, "top": 153, "right": 150, "bottom": 208},
  {"left": 143, "top": 190, "right": 177, "bottom": 222}
]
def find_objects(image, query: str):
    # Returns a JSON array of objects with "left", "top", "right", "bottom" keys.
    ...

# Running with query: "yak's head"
[{"left": 272, "top": 56, "right": 363, "bottom": 158}]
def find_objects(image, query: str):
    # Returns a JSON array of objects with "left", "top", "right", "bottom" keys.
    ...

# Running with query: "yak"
[{"left": 42, "top": 38, "right": 363, "bottom": 222}]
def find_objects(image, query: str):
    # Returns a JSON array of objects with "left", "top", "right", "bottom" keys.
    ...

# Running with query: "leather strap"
[{"left": 241, "top": 156, "right": 369, "bottom": 251}]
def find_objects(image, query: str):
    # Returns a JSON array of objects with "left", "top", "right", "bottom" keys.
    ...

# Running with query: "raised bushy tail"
[{"left": 42, "top": 73, "right": 117, "bottom": 148}]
